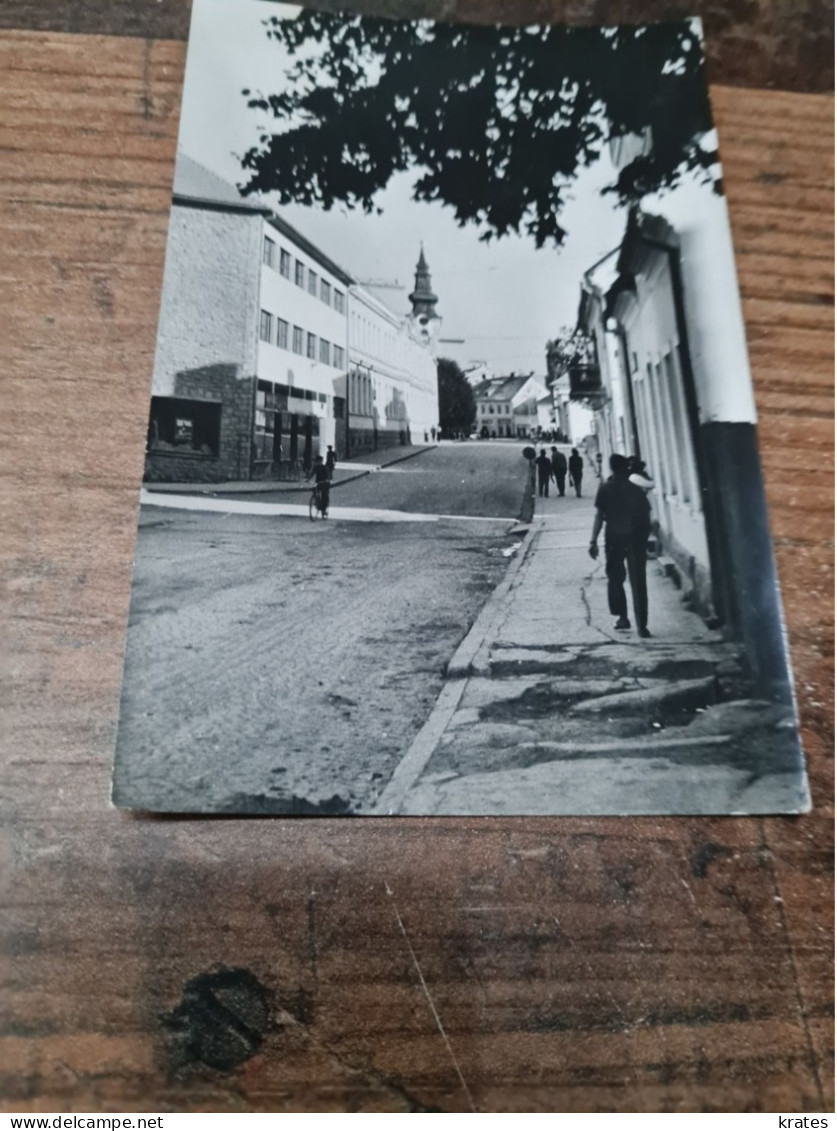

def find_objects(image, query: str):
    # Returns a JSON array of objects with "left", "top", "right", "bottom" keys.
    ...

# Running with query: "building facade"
[
  {"left": 253, "top": 215, "right": 351, "bottom": 474},
  {"left": 145, "top": 154, "right": 439, "bottom": 481},
  {"left": 145, "top": 158, "right": 268, "bottom": 483},
  {"left": 344, "top": 250, "right": 441, "bottom": 456},
  {"left": 475, "top": 374, "right": 547, "bottom": 438},
  {"left": 575, "top": 196, "right": 788, "bottom": 696}
]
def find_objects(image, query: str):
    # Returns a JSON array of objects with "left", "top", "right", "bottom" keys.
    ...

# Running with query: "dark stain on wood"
[
  {"left": 691, "top": 840, "right": 733, "bottom": 877},
  {"left": 161, "top": 968, "right": 272, "bottom": 1073}
]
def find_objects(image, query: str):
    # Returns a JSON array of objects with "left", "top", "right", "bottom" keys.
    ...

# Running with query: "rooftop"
[
  {"left": 173, "top": 152, "right": 267, "bottom": 214},
  {"left": 473, "top": 375, "right": 532, "bottom": 402}
]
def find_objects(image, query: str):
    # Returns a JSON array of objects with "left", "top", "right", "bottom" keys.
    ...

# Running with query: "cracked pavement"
[{"left": 384, "top": 490, "right": 808, "bottom": 816}]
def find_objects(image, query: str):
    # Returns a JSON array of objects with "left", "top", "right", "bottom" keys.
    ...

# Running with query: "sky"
[{"left": 176, "top": 0, "right": 650, "bottom": 375}]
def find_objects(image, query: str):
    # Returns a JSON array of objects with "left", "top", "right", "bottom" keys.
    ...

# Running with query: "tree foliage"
[
  {"left": 241, "top": 13, "right": 717, "bottom": 249},
  {"left": 437, "top": 358, "right": 476, "bottom": 434}
]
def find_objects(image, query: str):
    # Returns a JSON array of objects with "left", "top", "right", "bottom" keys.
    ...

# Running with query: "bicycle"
[{"left": 308, "top": 482, "right": 328, "bottom": 521}]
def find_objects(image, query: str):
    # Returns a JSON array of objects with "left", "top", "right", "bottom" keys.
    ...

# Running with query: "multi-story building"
[
  {"left": 145, "top": 153, "right": 439, "bottom": 480},
  {"left": 254, "top": 214, "right": 351, "bottom": 474},
  {"left": 344, "top": 250, "right": 441, "bottom": 456},
  {"left": 474, "top": 374, "right": 547, "bottom": 438}
]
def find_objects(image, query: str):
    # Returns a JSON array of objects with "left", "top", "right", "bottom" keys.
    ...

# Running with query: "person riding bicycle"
[{"left": 308, "top": 455, "right": 330, "bottom": 517}]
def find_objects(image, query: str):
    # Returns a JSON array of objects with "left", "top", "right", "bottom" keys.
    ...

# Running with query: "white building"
[
  {"left": 550, "top": 373, "right": 595, "bottom": 445},
  {"left": 146, "top": 153, "right": 439, "bottom": 480},
  {"left": 344, "top": 251, "right": 440, "bottom": 455},
  {"left": 255, "top": 214, "right": 351, "bottom": 471},
  {"left": 576, "top": 172, "right": 789, "bottom": 695}
]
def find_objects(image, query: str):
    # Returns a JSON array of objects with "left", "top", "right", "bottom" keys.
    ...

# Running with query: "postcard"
[{"left": 111, "top": 0, "right": 809, "bottom": 815}]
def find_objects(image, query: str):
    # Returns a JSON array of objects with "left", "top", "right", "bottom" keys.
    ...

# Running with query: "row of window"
[
  {"left": 263, "top": 236, "right": 346, "bottom": 313},
  {"left": 478, "top": 403, "right": 511, "bottom": 415},
  {"left": 259, "top": 310, "right": 345, "bottom": 368}
]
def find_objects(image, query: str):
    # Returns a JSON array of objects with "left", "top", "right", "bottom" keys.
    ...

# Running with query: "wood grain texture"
[
  {"left": 1, "top": 29, "right": 833, "bottom": 1113},
  {"left": 0, "top": 0, "right": 833, "bottom": 93}
]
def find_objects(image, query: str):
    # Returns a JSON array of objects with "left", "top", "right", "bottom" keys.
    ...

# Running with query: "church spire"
[{"left": 409, "top": 244, "right": 438, "bottom": 319}]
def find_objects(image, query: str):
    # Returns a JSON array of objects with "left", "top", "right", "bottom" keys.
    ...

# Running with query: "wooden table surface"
[{"left": 2, "top": 0, "right": 833, "bottom": 1114}]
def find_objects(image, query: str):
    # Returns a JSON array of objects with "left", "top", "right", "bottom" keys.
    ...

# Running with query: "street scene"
[
  {"left": 115, "top": 442, "right": 529, "bottom": 812},
  {"left": 111, "top": 1, "right": 808, "bottom": 813}
]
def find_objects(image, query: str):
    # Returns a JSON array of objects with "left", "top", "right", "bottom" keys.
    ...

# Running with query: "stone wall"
[
  {"left": 151, "top": 205, "right": 262, "bottom": 396},
  {"left": 145, "top": 364, "right": 255, "bottom": 483}
]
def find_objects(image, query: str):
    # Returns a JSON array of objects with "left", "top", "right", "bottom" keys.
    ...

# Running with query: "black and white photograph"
[{"left": 111, "top": 0, "right": 809, "bottom": 816}]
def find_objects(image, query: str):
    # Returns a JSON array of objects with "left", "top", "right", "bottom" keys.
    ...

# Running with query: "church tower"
[{"left": 408, "top": 245, "right": 441, "bottom": 351}]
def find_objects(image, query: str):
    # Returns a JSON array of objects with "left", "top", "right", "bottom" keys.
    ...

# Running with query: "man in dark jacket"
[
  {"left": 588, "top": 454, "right": 652, "bottom": 637},
  {"left": 550, "top": 446, "right": 568, "bottom": 496},
  {"left": 568, "top": 448, "right": 584, "bottom": 497},
  {"left": 535, "top": 449, "right": 553, "bottom": 497}
]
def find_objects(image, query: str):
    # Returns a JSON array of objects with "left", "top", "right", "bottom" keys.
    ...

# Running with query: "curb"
[
  {"left": 445, "top": 520, "right": 540, "bottom": 678},
  {"left": 370, "top": 519, "right": 541, "bottom": 816},
  {"left": 144, "top": 446, "right": 436, "bottom": 497},
  {"left": 371, "top": 679, "right": 469, "bottom": 816}
]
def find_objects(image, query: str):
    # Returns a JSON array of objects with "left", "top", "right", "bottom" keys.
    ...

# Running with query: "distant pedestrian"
[
  {"left": 550, "top": 446, "right": 568, "bottom": 496},
  {"left": 307, "top": 455, "right": 331, "bottom": 516},
  {"left": 569, "top": 448, "right": 584, "bottom": 497},
  {"left": 431, "top": 426, "right": 436, "bottom": 442},
  {"left": 325, "top": 445, "right": 336, "bottom": 481},
  {"left": 535, "top": 449, "right": 553, "bottom": 497},
  {"left": 588, "top": 454, "right": 652, "bottom": 637}
]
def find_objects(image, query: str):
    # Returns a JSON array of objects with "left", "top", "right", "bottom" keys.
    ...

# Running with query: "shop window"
[{"left": 147, "top": 397, "right": 221, "bottom": 457}]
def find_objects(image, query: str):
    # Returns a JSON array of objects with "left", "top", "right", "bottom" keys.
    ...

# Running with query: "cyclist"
[{"left": 308, "top": 455, "right": 330, "bottom": 517}]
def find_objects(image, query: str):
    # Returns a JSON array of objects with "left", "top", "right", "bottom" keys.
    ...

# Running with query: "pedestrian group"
[{"left": 535, "top": 446, "right": 584, "bottom": 498}]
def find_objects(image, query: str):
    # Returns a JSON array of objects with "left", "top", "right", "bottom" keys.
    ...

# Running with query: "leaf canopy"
[{"left": 240, "top": 13, "right": 716, "bottom": 249}]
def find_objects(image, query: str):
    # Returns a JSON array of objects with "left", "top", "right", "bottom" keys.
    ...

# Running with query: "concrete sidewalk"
[
  {"left": 145, "top": 444, "right": 435, "bottom": 495},
  {"left": 374, "top": 489, "right": 808, "bottom": 816}
]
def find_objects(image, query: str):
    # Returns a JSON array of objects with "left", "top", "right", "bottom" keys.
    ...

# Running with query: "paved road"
[
  {"left": 222, "top": 440, "right": 534, "bottom": 518},
  {"left": 112, "top": 442, "right": 531, "bottom": 813}
]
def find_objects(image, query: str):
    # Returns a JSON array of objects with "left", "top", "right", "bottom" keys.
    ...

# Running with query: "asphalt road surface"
[{"left": 112, "top": 442, "right": 532, "bottom": 813}]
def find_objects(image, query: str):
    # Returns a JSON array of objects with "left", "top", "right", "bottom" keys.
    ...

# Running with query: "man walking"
[
  {"left": 588, "top": 454, "right": 652, "bottom": 637},
  {"left": 535, "top": 449, "right": 553, "bottom": 497},
  {"left": 550, "top": 446, "right": 568, "bottom": 496},
  {"left": 569, "top": 448, "right": 584, "bottom": 497}
]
